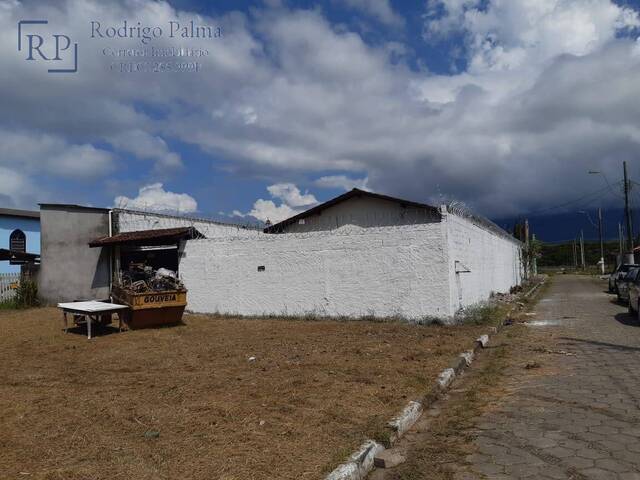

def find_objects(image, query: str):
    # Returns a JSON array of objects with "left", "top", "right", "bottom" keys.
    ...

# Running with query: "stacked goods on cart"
[{"left": 117, "top": 263, "right": 185, "bottom": 293}]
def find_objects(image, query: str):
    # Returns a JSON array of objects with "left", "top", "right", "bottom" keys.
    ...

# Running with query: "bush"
[
  {"left": 0, "top": 299, "right": 17, "bottom": 310},
  {"left": 14, "top": 279, "right": 38, "bottom": 308},
  {"left": 454, "top": 301, "right": 502, "bottom": 325}
]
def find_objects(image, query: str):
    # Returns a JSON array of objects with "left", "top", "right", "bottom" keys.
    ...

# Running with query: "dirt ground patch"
[{"left": 0, "top": 308, "right": 486, "bottom": 480}]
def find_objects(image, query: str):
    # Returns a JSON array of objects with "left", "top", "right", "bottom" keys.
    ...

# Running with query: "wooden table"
[{"left": 57, "top": 301, "right": 130, "bottom": 339}]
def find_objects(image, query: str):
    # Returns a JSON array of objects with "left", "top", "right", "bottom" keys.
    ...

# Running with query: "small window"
[
  {"left": 257, "top": 265, "right": 265, "bottom": 272},
  {"left": 9, "top": 229, "right": 26, "bottom": 265},
  {"left": 9, "top": 229, "right": 26, "bottom": 253},
  {"left": 298, "top": 219, "right": 306, "bottom": 225}
]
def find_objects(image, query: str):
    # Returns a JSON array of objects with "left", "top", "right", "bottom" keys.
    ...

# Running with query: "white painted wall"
[
  {"left": 179, "top": 210, "right": 522, "bottom": 321},
  {"left": 181, "top": 224, "right": 451, "bottom": 320},
  {"left": 444, "top": 211, "right": 522, "bottom": 314},
  {"left": 278, "top": 196, "right": 440, "bottom": 233},
  {"left": 115, "top": 210, "right": 261, "bottom": 239}
]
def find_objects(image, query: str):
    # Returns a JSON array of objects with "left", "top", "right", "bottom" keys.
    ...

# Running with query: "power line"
[
  {"left": 526, "top": 182, "right": 623, "bottom": 216},
  {"left": 594, "top": 171, "right": 624, "bottom": 199}
]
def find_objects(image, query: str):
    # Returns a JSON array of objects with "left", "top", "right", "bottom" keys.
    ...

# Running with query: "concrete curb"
[
  {"left": 324, "top": 277, "right": 546, "bottom": 480},
  {"left": 325, "top": 338, "right": 491, "bottom": 480},
  {"left": 459, "top": 350, "right": 475, "bottom": 367},
  {"left": 524, "top": 277, "right": 545, "bottom": 298},
  {"left": 436, "top": 368, "right": 456, "bottom": 390},
  {"left": 325, "top": 440, "right": 385, "bottom": 480},
  {"left": 388, "top": 400, "right": 423, "bottom": 438}
]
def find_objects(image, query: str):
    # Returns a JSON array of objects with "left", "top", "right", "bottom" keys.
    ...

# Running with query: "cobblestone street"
[{"left": 466, "top": 275, "right": 640, "bottom": 480}]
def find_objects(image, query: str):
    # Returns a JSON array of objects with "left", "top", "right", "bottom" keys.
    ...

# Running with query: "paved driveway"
[{"left": 467, "top": 275, "right": 640, "bottom": 480}]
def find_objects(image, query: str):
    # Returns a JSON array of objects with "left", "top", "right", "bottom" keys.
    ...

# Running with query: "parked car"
[
  {"left": 628, "top": 272, "right": 640, "bottom": 317},
  {"left": 617, "top": 267, "right": 639, "bottom": 304},
  {"left": 609, "top": 264, "right": 639, "bottom": 293}
]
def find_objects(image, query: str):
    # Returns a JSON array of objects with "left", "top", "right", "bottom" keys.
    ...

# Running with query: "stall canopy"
[
  {"left": 89, "top": 227, "right": 204, "bottom": 273},
  {"left": 88, "top": 227, "right": 204, "bottom": 248},
  {"left": 0, "top": 248, "right": 40, "bottom": 263}
]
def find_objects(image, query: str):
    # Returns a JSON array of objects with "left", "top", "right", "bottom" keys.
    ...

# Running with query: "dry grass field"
[{"left": 0, "top": 308, "right": 486, "bottom": 480}]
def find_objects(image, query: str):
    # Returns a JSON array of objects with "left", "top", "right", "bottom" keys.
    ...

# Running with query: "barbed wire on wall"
[
  {"left": 112, "top": 207, "right": 263, "bottom": 235},
  {"left": 110, "top": 203, "right": 520, "bottom": 245},
  {"left": 201, "top": 223, "right": 441, "bottom": 242},
  {"left": 446, "top": 201, "right": 522, "bottom": 245}
]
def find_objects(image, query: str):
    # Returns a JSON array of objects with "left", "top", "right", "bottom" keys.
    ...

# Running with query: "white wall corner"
[{"left": 440, "top": 212, "right": 456, "bottom": 318}]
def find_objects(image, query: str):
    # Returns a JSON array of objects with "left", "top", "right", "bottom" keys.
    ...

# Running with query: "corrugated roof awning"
[
  {"left": 0, "top": 249, "right": 40, "bottom": 262},
  {"left": 89, "top": 227, "right": 204, "bottom": 248}
]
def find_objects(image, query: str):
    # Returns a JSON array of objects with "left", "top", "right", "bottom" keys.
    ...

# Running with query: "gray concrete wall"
[{"left": 38, "top": 206, "right": 110, "bottom": 304}]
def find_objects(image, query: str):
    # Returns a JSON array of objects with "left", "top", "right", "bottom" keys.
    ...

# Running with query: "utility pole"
[
  {"left": 589, "top": 166, "right": 634, "bottom": 265},
  {"left": 624, "top": 161, "right": 634, "bottom": 263},
  {"left": 598, "top": 208, "right": 605, "bottom": 274},
  {"left": 525, "top": 219, "right": 530, "bottom": 279},
  {"left": 580, "top": 230, "right": 586, "bottom": 270},
  {"left": 532, "top": 233, "right": 538, "bottom": 276},
  {"left": 573, "top": 239, "right": 578, "bottom": 269},
  {"left": 619, "top": 223, "right": 624, "bottom": 259}
]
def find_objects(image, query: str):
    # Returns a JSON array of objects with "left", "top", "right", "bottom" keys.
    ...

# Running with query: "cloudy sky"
[{"left": 2, "top": 0, "right": 640, "bottom": 228}]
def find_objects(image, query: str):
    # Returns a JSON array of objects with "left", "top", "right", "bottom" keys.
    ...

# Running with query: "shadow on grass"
[
  {"left": 64, "top": 320, "right": 187, "bottom": 337},
  {"left": 64, "top": 324, "right": 122, "bottom": 338}
]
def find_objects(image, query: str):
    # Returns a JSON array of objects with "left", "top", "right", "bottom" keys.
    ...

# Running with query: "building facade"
[
  {"left": 37, "top": 205, "right": 257, "bottom": 303},
  {"left": 181, "top": 190, "right": 523, "bottom": 322},
  {"left": 0, "top": 208, "right": 40, "bottom": 274},
  {"left": 36, "top": 191, "right": 523, "bottom": 320}
]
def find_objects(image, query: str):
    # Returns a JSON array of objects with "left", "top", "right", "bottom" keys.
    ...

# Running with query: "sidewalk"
[
  {"left": 465, "top": 275, "right": 640, "bottom": 480},
  {"left": 371, "top": 275, "right": 640, "bottom": 480}
]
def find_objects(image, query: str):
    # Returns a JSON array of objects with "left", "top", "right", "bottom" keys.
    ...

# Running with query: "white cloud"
[
  {"left": 425, "top": 0, "right": 640, "bottom": 71},
  {"left": 0, "top": 166, "right": 37, "bottom": 208},
  {"left": 51, "top": 144, "right": 115, "bottom": 178},
  {"left": 236, "top": 182, "right": 318, "bottom": 223},
  {"left": 2, "top": 0, "right": 640, "bottom": 218},
  {"left": 114, "top": 183, "right": 198, "bottom": 213},
  {"left": 315, "top": 175, "right": 369, "bottom": 191},
  {"left": 0, "top": 129, "right": 114, "bottom": 180},
  {"left": 248, "top": 199, "right": 299, "bottom": 223},
  {"left": 107, "top": 130, "right": 183, "bottom": 170},
  {"left": 340, "top": 0, "right": 404, "bottom": 27},
  {"left": 267, "top": 183, "right": 317, "bottom": 207}
]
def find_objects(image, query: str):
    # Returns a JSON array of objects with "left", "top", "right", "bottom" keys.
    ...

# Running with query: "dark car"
[
  {"left": 609, "top": 264, "right": 639, "bottom": 293},
  {"left": 628, "top": 271, "right": 640, "bottom": 316},
  {"left": 617, "top": 267, "right": 640, "bottom": 304}
]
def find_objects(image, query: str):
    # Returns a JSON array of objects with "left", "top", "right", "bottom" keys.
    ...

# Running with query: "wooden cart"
[{"left": 112, "top": 286, "right": 187, "bottom": 329}]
